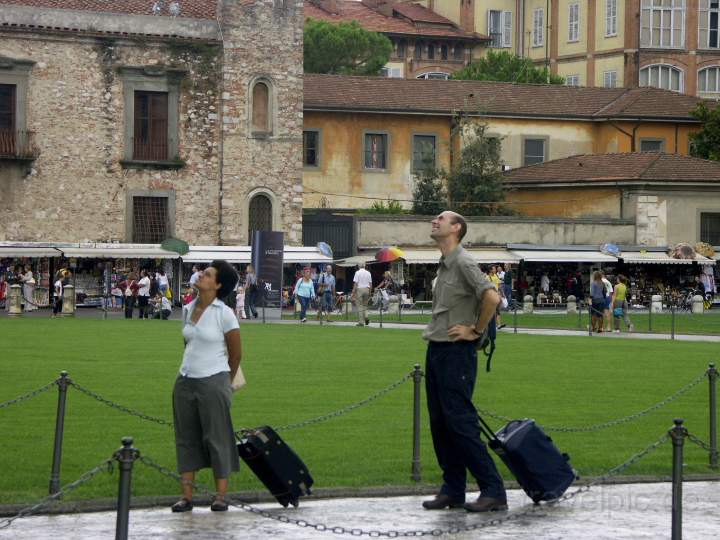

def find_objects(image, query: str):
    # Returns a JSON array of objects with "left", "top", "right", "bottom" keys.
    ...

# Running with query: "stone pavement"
[{"left": 5, "top": 481, "right": 718, "bottom": 539}]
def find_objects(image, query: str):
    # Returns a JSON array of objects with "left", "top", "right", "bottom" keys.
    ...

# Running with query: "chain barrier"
[
  {"left": 0, "top": 380, "right": 56, "bottom": 410},
  {"left": 0, "top": 458, "right": 113, "bottom": 530},
  {"left": 139, "top": 432, "right": 669, "bottom": 538},
  {"left": 240, "top": 372, "right": 413, "bottom": 435},
  {"left": 686, "top": 432, "right": 713, "bottom": 453},
  {"left": 68, "top": 381, "right": 174, "bottom": 428},
  {"left": 476, "top": 370, "right": 707, "bottom": 434}
]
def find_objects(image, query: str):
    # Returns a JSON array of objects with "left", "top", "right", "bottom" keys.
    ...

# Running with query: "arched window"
[
  {"left": 639, "top": 64, "right": 683, "bottom": 92},
  {"left": 251, "top": 81, "right": 270, "bottom": 133},
  {"left": 248, "top": 193, "right": 273, "bottom": 240},
  {"left": 698, "top": 66, "right": 720, "bottom": 93}
]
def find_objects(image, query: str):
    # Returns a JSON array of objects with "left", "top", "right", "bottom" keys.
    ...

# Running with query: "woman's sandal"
[
  {"left": 210, "top": 497, "right": 229, "bottom": 512},
  {"left": 170, "top": 498, "right": 193, "bottom": 513}
]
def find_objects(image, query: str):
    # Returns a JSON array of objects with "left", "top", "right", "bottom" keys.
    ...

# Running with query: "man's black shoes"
[
  {"left": 422, "top": 494, "right": 465, "bottom": 510},
  {"left": 463, "top": 496, "right": 508, "bottom": 513}
]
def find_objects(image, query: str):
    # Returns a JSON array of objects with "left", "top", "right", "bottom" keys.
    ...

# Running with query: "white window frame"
[
  {"left": 698, "top": 65, "right": 720, "bottom": 93},
  {"left": 568, "top": 3, "right": 580, "bottom": 42},
  {"left": 603, "top": 70, "right": 618, "bottom": 88},
  {"left": 640, "top": 0, "right": 686, "bottom": 49},
  {"left": 488, "top": 10, "right": 513, "bottom": 48},
  {"left": 565, "top": 74, "right": 580, "bottom": 86},
  {"left": 639, "top": 64, "right": 684, "bottom": 92},
  {"left": 416, "top": 72, "right": 450, "bottom": 80},
  {"left": 605, "top": 0, "right": 618, "bottom": 37},
  {"left": 533, "top": 8, "right": 544, "bottom": 47},
  {"left": 699, "top": 0, "right": 720, "bottom": 49}
]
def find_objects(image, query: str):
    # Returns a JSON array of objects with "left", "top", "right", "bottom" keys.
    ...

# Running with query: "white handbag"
[{"left": 231, "top": 365, "right": 246, "bottom": 392}]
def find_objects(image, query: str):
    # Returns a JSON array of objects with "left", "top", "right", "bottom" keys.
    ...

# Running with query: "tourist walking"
[
  {"left": 21, "top": 265, "right": 37, "bottom": 312},
  {"left": 317, "top": 265, "right": 336, "bottom": 322},
  {"left": 137, "top": 270, "right": 151, "bottom": 319},
  {"left": 171, "top": 260, "right": 241, "bottom": 513},
  {"left": 158, "top": 269, "right": 170, "bottom": 296},
  {"left": 501, "top": 263, "right": 513, "bottom": 307},
  {"left": 121, "top": 273, "right": 139, "bottom": 319},
  {"left": 244, "top": 264, "right": 259, "bottom": 319},
  {"left": 293, "top": 267, "right": 316, "bottom": 323},
  {"left": 351, "top": 262, "right": 373, "bottom": 326},
  {"left": 590, "top": 271, "right": 606, "bottom": 333},
  {"left": 376, "top": 270, "right": 396, "bottom": 311},
  {"left": 600, "top": 272, "right": 614, "bottom": 332},
  {"left": 611, "top": 275, "right": 634, "bottom": 333},
  {"left": 52, "top": 270, "right": 65, "bottom": 318},
  {"left": 235, "top": 284, "right": 247, "bottom": 320},
  {"left": 421, "top": 210, "right": 507, "bottom": 513}
]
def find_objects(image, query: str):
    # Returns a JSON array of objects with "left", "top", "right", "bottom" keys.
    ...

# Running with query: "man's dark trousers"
[{"left": 425, "top": 340, "right": 506, "bottom": 501}]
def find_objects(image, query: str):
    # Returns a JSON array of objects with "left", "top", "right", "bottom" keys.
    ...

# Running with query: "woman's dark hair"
[{"left": 211, "top": 259, "right": 239, "bottom": 299}]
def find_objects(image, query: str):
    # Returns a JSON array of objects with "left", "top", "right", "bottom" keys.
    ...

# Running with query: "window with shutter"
[
  {"left": 502, "top": 11, "right": 512, "bottom": 48},
  {"left": 133, "top": 91, "right": 168, "bottom": 161},
  {"left": 533, "top": 9, "right": 544, "bottom": 47},
  {"left": 568, "top": 3, "right": 580, "bottom": 42},
  {"left": 0, "top": 84, "right": 16, "bottom": 156}
]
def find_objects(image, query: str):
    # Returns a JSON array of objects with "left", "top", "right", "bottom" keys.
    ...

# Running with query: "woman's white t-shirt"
[
  {"left": 54, "top": 280, "right": 63, "bottom": 298},
  {"left": 180, "top": 298, "right": 239, "bottom": 378}
]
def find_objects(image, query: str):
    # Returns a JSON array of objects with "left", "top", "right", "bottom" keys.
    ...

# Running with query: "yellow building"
[
  {"left": 431, "top": 0, "right": 720, "bottom": 96},
  {"left": 303, "top": 74, "right": 704, "bottom": 210}
]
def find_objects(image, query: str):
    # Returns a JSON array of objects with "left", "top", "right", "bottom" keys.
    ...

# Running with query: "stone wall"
[
  {"left": 0, "top": 32, "right": 223, "bottom": 244},
  {"left": 0, "top": 1, "right": 304, "bottom": 246},
  {"left": 356, "top": 214, "right": 637, "bottom": 247},
  {"left": 218, "top": 0, "right": 304, "bottom": 245}
]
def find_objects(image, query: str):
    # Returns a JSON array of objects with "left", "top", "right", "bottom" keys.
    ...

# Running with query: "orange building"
[{"left": 303, "top": 74, "right": 706, "bottom": 210}]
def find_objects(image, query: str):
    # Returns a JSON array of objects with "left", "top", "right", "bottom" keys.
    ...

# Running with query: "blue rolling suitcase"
[
  {"left": 478, "top": 416, "right": 577, "bottom": 503},
  {"left": 237, "top": 426, "right": 314, "bottom": 507}
]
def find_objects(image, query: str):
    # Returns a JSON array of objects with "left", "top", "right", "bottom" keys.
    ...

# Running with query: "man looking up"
[{"left": 421, "top": 211, "right": 507, "bottom": 513}]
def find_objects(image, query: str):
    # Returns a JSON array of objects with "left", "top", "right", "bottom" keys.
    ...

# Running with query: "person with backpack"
[
  {"left": 421, "top": 211, "right": 506, "bottom": 513},
  {"left": 316, "top": 265, "right": 336, "bottom": 323},
  {"left": 589, "top": 271, "right": 606, "bottom": 333}
]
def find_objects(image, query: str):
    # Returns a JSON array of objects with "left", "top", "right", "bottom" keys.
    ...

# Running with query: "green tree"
[
  {"left": 446, "top": 120, "right": 511, "bottom": 216},
  {"left": 452, "top": 50, "right": 565, "bottom": 85},
  {"left": 412, "top": 168, "right": 447, "bottom": 215},
  {"left": 689, "top": 102, "right": 720, "bottom": 160},
  {"left": 304, "top": 18, "right": 393, "bottom": 76}
]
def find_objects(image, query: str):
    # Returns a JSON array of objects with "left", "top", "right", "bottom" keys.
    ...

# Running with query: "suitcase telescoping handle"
[{"left": 476, "top": 413, "right": 500, "bottom": 443}]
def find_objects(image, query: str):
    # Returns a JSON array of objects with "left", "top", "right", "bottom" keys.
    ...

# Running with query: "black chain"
[
  {"left": 0, "top": 380, "right": 56, "bottom": 409},
  {"left": 139, "top": 433, "right": 669, "bottom": 537},
  {"left": 686, "top": 432, "right": 713, "bottom": 453},
  {"left": 0, "top": 458, "right": 113, "bottom": 529},
  {"left": 68, "top": 381, "right": 174, "bottom": 428},
  {"left": 236, "top": 372, "right": 413, "bottom": 436},
  {"left": 477, "top": 370, "right": 707, "bottom": 433}
]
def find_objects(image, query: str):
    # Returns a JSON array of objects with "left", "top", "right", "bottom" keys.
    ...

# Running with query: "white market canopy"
[
  {"left": 620, "top": 251, "right": 716, "bottom": 265},
  {"left": 182, "top": 245, "right": 333, "bottom": 264},
  {"left": 0, "top": 242, "right": 179, "bottom": 259},
  {"left": 510, "top": 250, "right": 618, "bottom": 263},
  {"left": 336, "top": 248, "right": 520, "bottom": 266}
]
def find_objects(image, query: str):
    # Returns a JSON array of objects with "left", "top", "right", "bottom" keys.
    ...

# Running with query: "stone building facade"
[{"left": 0, "top": 0, "right": 303, "bottom": 246}]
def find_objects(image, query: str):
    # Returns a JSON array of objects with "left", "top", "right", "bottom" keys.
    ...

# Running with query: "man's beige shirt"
[{"left": 422, "top": 245, "right": 494, "bottom": 342}]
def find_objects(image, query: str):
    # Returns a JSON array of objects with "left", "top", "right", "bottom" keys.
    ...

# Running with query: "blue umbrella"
[
  {"left": 316, "top": 242, "right": 333, "bottom": 259},
  {"left": 600, "top": 243, "right": 620, "bottom": 257}
]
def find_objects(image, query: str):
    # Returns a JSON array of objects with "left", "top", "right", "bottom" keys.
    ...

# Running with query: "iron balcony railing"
[{"left": 0, "top": 129, "right": 40, "bottom": 160}]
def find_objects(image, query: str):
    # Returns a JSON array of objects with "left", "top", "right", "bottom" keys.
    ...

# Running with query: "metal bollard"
[
  {"left": 398, "top": 298, "right": 402, "bottom": 322},
  {"left": 513, "top": 303, "right": 518, "bottom": 334},
  {"left": 411, "top": 364, "right": 423, "bottom": 482},
  {"left": 261, "top": 298, "right": 266, "bottom": 324},
  {"left": 345, "top": 295, "right": 349, "bottom": 321},
  {"left": 671, "top": 305, "right": 676, "bottom": 340},
  {"left": 709, "top": 363, "right": 718, "bottom": 469},
  {"left": 577, "top": 302, "right": 582, "bottom": 329},
  {"left": 49, "top": 371, "right": 70, "bottom": 495},
  {"left": 587, "top": 303, "right": 593, "bottom": 336},
  {"left": 379, "top": 305, "right": 383, "bottom": 328},
  {"left": 114, "top": 437, "right": 140, "bottom": 540},
  {"left": 648, "top": 303, "right": 653, "bottom": 333},
  {"left": 669, "top": 418, "right": 687, "bottom": 540}
]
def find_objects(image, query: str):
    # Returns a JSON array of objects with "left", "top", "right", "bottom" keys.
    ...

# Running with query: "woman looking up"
[{"left": 171, "top": 260, "right": 242, "bottom": 513}]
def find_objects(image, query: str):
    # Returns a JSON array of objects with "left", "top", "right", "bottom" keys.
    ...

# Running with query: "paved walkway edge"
[{"left": 2, "top": 474, "right": 718, "bottom": 517}]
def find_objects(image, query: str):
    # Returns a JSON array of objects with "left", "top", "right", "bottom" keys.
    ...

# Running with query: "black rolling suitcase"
[
  {"left": 478, "top": 416, "right": 576, "bottom": 503},
  {"left": 237, "top": 426, "right": 314, "bottom": 507}
]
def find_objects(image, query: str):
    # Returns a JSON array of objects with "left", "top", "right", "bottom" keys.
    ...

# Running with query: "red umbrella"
[{"left": 375, "top": 247, "right": 405, "bottom": 263}]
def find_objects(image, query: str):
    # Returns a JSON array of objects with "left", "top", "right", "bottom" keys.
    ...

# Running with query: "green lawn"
[
  {"left": 310, "top": 309, "right": 720, "bottom": 335},
  {"left": 0, "top": 318, "right": 717, "bottom": 505}
]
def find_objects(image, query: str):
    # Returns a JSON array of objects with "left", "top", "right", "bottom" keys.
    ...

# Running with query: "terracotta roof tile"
[
  {"left": 303, "top": 74, "right": 704, "bottom": 120},
  {"left": 0, "top": 0, "right": 217, "bottom": 20},
  {"left": 392, "top": 2, "right": 455, "bottom": 25},
  {"left": 305, "top": 0, "right": 484, "bottom": 40},
  {"left": 502, "top": 153, "right": 720, "bottom": 184}
]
